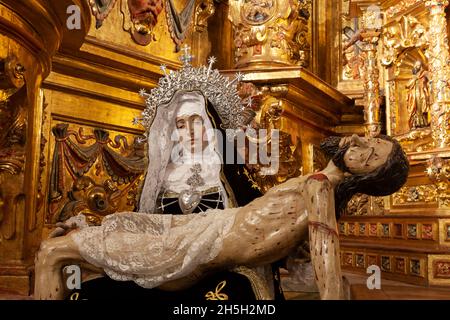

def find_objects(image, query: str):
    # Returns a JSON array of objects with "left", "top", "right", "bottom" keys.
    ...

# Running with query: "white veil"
[{"left": 137, "top": 90, "right": 225, "bottom": 213}]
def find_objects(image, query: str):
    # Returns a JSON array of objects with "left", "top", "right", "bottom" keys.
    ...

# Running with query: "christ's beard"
[{"left": 320, "top": 136, "right": 350, "bottom": 173}]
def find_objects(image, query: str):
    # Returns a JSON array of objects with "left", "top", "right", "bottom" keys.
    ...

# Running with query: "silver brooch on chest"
[{"left": 179, "top": 163, "right": 205, "bottom": 214}]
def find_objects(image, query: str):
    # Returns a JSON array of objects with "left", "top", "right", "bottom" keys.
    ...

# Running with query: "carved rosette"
[
  {"left": 435, "top": 261, "right": 450, "bottom": 278},
  {"left": 228, "top": 0, "right": 311, "bottom": 68},
  {"left": 425, "top": 0, "right": 450, "bottom": 148}
]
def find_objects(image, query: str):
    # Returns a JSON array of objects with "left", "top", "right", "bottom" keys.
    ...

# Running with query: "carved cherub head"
[{"left": 128, "top": 0, "right": 163, "bottom": 36}]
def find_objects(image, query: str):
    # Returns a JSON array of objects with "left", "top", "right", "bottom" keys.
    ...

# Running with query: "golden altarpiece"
[
  {"left": 0, "top": 0, "right": 449, "bottom": 297},
  {"left": 338, "top": 0, "right": 450, "bottom": 288}
]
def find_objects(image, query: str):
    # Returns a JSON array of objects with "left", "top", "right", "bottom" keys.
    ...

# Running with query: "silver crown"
[{"left": 134, "top": 45, "right": 255, "bottom": 133}]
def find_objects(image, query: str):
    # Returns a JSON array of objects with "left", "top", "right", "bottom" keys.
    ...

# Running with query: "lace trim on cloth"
[{"left": 71, "top": 209, "right": 238, "bottom": 289}]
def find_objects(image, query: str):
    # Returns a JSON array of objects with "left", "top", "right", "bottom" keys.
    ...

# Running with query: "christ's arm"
[{"left": 305, "top": 174, "right": 345, "bottom": 300}]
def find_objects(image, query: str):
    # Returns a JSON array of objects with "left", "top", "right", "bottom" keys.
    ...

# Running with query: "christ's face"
[{"left": 341, "top": 134, "right": 393, "bottom": 174}]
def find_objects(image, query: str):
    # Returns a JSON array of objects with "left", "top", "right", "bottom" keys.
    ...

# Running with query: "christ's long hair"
[{"left": 320, "top": 135, "right": 409, "bottom": 219}]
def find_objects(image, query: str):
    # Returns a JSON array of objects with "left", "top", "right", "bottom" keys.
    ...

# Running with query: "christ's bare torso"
[{"left": 159, "top": 174, "right": 321, "bottom": 291}]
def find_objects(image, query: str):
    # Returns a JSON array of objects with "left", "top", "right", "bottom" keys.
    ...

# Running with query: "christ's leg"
[{"left": 34, "top": 234, "right": 83, "bottom": 300}]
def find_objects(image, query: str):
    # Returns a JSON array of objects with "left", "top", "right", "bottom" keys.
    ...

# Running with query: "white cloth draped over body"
[{"left": 71, "top": 209, "right": 238, "bottom": 289}]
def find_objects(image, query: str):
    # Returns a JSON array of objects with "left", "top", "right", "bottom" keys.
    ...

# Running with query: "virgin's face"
[
  {"left": 341, "top": 134, "right": 393, "bottom": 174},
  {"left": 176, "top": 114, "right": 207, "bottom": 154}
]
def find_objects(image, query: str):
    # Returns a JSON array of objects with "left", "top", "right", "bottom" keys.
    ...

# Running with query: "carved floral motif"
[{"left": 393, "top": 185, "right": 438, "bottom": 205}]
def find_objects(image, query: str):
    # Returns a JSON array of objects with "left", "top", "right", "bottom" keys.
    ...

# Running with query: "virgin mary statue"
[{"left": 72, "top": 54, "right": 279, "bottom": 300}]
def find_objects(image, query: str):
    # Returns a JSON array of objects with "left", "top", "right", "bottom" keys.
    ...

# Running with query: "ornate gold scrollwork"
[
  {"left": 194, "top": 0, "right": 215, "bottom": 33},
  {"left": 426, "top": 156, "right": 450, "bottom": 207},
  {"left": 228, "top": 0, "right": 311, "bottom": 68},
  {"left": 0, "top": 55, "right": 25, "bottom": 102},
  {"left": 48, "top": 124, "right": 147, "bottom": 225},
  {"left": 392, "top": 184, "right": 438, "bottom": 205},
  {"left": 396, "top": 128, "right": 434, "bottom": 152},
  {"left": 385, "top": 0, "right": 424, "bottom": 19},
  {"left": 345, "top": 194, "right": 385, "bottom": 216},
  {"left": 380, "top": 16, "right": 427, "bottom": 68},
  {"left": 240, "top": 86, "right": 303, "bottom": 193},
  {"left": 380, "top": 15, "right": 434, "bottom": 150},
  {"left": 0, "top": 54, "right": 27, "bottom": 240}
]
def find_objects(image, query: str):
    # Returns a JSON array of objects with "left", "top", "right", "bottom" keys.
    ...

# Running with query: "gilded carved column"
[
  {"left": 361, "top": 33, "right": 381, "bottom": 137},
  {"left": 343, "top": 7, "right": 382, "bottom": 138},
  {"left": 360, "top": 10, "right": 382, "bottom": 138},
  {"left": 425, "top": 0, "right": 450, "bottom": 148},
  {"left": 0, "top": 0, "right": 91, "bottom": 295},
  {"left": 340, "top": 7, "right": 383, "bottom": 217}
]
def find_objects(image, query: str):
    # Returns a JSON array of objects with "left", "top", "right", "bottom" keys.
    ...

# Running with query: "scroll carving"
[
  {"left": 228, "top": 0, "right": 311, "bottom": 68},
  {"left": 0, "top": 55, "right": 27, "bottom": 240},
  {"left": 241, "top": 86, "right": 303, "bottom": 193},
  {"left": 47, "top": 124, "right": 147, "bottom": 225}
]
